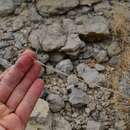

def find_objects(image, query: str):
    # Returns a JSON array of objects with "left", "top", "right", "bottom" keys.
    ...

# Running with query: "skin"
[{"left": 0, "top": 49, "right": 44, "bottom": 130}]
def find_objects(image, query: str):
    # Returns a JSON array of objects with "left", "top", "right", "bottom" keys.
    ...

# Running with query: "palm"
[{"left": 0, "top": 50, "right": 44, "bottom": 130}]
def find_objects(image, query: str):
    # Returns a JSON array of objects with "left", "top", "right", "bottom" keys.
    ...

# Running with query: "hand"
[{"left": 0, "top": 50, "right": 44, "bottom": 130}]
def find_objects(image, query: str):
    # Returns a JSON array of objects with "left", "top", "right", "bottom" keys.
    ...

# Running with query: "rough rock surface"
[{"left": 36, "top": 0, "right": 79, "bottom": 17}]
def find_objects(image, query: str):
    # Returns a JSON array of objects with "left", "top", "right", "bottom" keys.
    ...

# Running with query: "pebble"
[
  {"left": 95, "top": 64, "right": 105, "bottom": 72},
  {"left": 56, "top": 59, "right": 73, "bottom": 74},
  {"left": 36, "top": 0, "right": 79, "bottom": 17},
  {"left": 67, "top": 85, "right": 90, "bottom": 107},
  {"left": 47, "top": 94, "right": 65, "bottom": 112}
]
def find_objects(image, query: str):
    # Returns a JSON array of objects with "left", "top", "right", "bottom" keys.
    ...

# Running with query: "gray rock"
[
  {"left": 42, "top": 23, "right": 66, "bottom": 52},
  {"left": 109, "top": 56, "right": 120, "bottom": 66},
  {"left": 77, "top": 16, "right": 109, "bottom": 34},
  {"left": 77, "top": 63, "right": 105, "bottom": 88},
  {"left": 68, "top": 86, "right": 90, "bottom": 107},
  {"left": 36, "top": 0, "right": 79, "bottom": 17},
  {"left": 56, "top": 59, "right": 73, "bottom": 74},
  {"left": 95, "top": 50, "right": 108, "bottom": 63},
  {"left": 87, "top": 120, "right": 103, "bottom": 130},
  {"left": 52, "top": 114, "right": 72, "bottom": 130},
  {"left": 47, "top": 94, "right": 65, "bottom": 112},
  {"left": 0, "top": 58, "right": 12, "bottom": 68},
  {"left": 80, "top": 0, "right": 101, "bottom": 6},
  {"left": 29, "top": 26, "right": 47, "bottom": 50},
  {"left": 62, "top": 18, "right": 77, "bottom": 33},
  {"left": 61, "top": 34, "right": 83, "bottom": 53},
  {"left": 107, "top": 42, "right": 121, "bottom": 57},
  {"left": 0, "top": 0, "right": 15, "bottom": 17},
  {"left": 95, "top": 64, "right": 105, "bottom": 72},
  {"left": 12, "top": 16, "right": 25, "bottom": 31}
]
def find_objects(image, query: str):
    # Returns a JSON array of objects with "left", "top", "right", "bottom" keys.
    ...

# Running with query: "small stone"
[
  {"left": 56, "top": 59, "right": 73, "bottom": 74},
  {"left": 115, "top": 120, "right": 127, "bottom": 130},
  {"left": 87, "top": 120, "right": 103, "bottom": 130},
  {"left": 95, "top": 50, "right": 108, "bottom": 63},
  {"left": 109, "top": 56, "right": 120, "bottom": 66},
  {"left": 67, "top": 74, "right": 79, "bottom": 86},
  {"left": 36, "top": 0, "right": 79, "bottom": 17},
  {"left": 77, "top": 63, "right": 105, "bottom": 88},
  {"left": 29, "top": 26, "right": 47, "bottom": 50},
  {"left": 47, "top": 94, "right": 65, "bottom": 112},
  {"left": 12, "top": 16, "right": 25, "bottom": 31},
  {"left": 0, "top": 0, "right": 15, "bottom": 17},
  {"left": 68, "top": 85, "right": 90, "bottom": 107},
  {"left": 95, "top": 64, "right": 105, "bottom": 72},
  {"left": 42, "top": 23, "right": 66, "bottom": 52},
  {"left": 61, "top": 34, "right": 83, "bottom": 54},
  {"left": 0, "top": 58, "right": 12, "bottom": 69},
  {"left": 107, "top": 42, "right": 121, "bottom": 57}
]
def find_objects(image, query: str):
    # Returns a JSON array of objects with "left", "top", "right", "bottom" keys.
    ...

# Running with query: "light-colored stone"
[
  {"left": 36, "top": 0, "right": 79, "bottom": 16},
  {"left": 0, "top": 0, "right": 15, "bottom": 17},
  {"left": 87, "top": 120, "right": 103, "bottom": 130},
  {"left": 77, "top": 63, "right": 106, "bottom": 88},
  {"left": 47, "top": 94, "right": 65, "bottom": 112},
  {"left": 56, "top": 59, "right": 73, "bottom": 74},
  {"left": 95, "top": 64, "right": 105, "bottom": 72},
  {"left": 42, "top": 23, "right": 66, "bottom": 52},
  {"left": 68, "top": 86, "right": 90, "bottom": 107},
  {"left": 107, "top": 42, "right": 121, "bottom": 57},
  {"left": 61, "top": 34, "right": 83, "bottom": 53}
]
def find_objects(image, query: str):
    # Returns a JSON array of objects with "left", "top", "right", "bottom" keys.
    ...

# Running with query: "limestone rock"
[{"left": 36, "top": 0, "right": 79, "bottom": 17}]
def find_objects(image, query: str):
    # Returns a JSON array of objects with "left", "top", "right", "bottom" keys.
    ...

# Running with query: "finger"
[
  {"left": 15, "top": 79, "right": 44, "bottom": 124},
  {"left": 6, "top": 62, "right": 41, "bottom": 110},
  {"left": 0, "top": 50, "right": 36, "bottom": 103},
  {"left": 0, "top": 113, "right": 24, "bottom": 130}
]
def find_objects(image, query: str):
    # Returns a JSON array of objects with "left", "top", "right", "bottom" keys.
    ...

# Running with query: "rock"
[
  {"left": 42, "top": 23, "right": 66, "bottom": 52},
  {"left": 29, "top": 26, "right": 47, "bottom": 50},
  {"left": 52, "top": 114, "right": 72, "bottom": 130},
  {"left": 67, "top": 85, "right": 90, "bottom": 107},
  {"left": 76, "top": 16, "right": 109, "bottom": 34},
  {"left": 67, "top": 74, "right": 79, "bottom": 86},
  {"left": 77, "top": 63, "right": 105, "bottom": 88},
  {"left": 12, "top": 16, "right": 25, "bottom": 31},
  {"left": 95, "top": 64, "right": 105, "bottom": 72},
  {"left": 47, "top": 94, "right": 65, "bottom": 112},
  {"left": 56, "top": 59, "right": 73, "bottom": 74},
  {"left": 87, "top": 120, "right": 103, "bottom": 130},
  {"left": 62, "top": 18, "right": 77, "bottom": 33},
  {"left": 109, "top": 56, "right": 120, "bottom": 66},
  {"left": 107, "top": 42, "right": 121, "bottom": 57},
  {"left": 61, "top": 34, "right": 83, "bottom": 55},
  {"left": 30, "top": 98, "right": 49, "bottom": 122},
  {"left": 0, "top": 0, "right": 15, "bottom": 17},
  {"left": 0, "top": 58, "right": 12, "bottom": 68},
  {"left": 80, "top": 0, "right": 101, "bottom": 6},
  {"left": 115, "top": 120, "right": 127, "bottom": 130},
  {"left": 94, "top": 50, "right": 108, "bottom": 63},
  {"left": 36, "top": 0, "right": 79, "bottom": 17}
]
